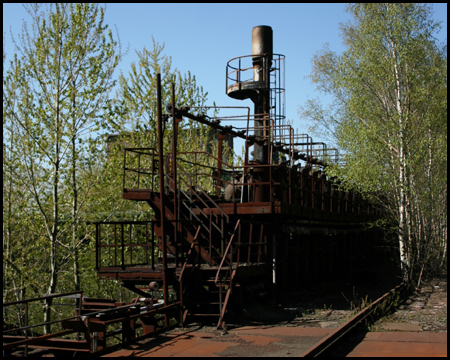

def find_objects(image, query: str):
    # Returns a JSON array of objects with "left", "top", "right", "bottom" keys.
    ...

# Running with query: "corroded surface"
[
  {"left": 347, "top": 332, "right": 447, "bottom": 357},
  {"left": 371, "top": 276, "right": 447, "bottom": 333},
  {"left": 102, "top": 277, "right": 447, "bottom": 357},
  {"left": 346, "top": 276, "right": 447, "bottom": 357},
  {"left": 102, "top": 325, "right": 332, "bottom": 357}
]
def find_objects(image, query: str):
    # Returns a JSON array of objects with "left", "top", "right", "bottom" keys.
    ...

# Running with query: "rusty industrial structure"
[{"left": 3, "top": 26, "right": 393, "bottom": 356}]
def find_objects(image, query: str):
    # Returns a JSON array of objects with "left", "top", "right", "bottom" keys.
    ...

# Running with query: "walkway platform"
[
  {"left": 346, "top": 332, "right": 447, "bottom": 357},
  {"left": 102, "top": 325, "right": 332, "bottom": 357}
]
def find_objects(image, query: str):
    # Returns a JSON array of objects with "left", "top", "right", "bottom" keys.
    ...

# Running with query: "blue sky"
[{"left": 3, "top": 3, "right": 447, "bottom": 149}]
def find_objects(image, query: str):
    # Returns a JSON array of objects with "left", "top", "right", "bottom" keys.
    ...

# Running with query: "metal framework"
[
  {"left": 3, "top": 26, "right": 389, "bottom": 357},
  {"left": 90, "top": 67, "right": 377, "bottom": 330}
]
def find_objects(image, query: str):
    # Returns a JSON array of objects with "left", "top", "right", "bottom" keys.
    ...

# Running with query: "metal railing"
[
  {"left": 123, "top": 148, "right": 159, "bottom": 191},
  {"left": 122, "top": 147, "right": 373, "bottom": 218},
  {"left": 226, "top": 53, "right": 285, "bottom": 128},
  {"left": 3, "top": 291, "right": 84, "bottom": 356},
  {"left": 91, "top": 221, "right": 156, "bottom": 271}
]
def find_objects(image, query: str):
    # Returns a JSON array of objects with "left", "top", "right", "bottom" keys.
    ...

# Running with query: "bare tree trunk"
[
  {"left": 398, "top": 163, "right": 409, "bottom": 282},
  {"left": 45, "top": 166, "right": 59, "bottom": 334},
  {"left": 45, "top": 40, "right": 63, "bottom": 332},
  {"left": 391, "top": 33, "right": 410, "bottom": 283},
  {"left": 72, "top": 81, "right": 81, "bottom": 291}
]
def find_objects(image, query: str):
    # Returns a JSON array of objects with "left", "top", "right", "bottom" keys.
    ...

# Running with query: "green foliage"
[
  {"left": 102, "top": 38, "right": 226, "bottom": 201},
  {"left": 3, "top": 4, "right": 123, "bottom": 318},
  {"left": 111, "top": 38, "right": 209, "bottom": 146},
  {"left": 300, "top": 3, "right": 447, "bottom": 286},
  {"left": 3, "top": 5, "right": 234, "bottom": 330}
]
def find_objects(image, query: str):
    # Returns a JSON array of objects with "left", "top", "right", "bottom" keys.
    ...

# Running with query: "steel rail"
[
  {"left": 302, "top": 282, "right": 405, "bottom": 357},
  {"left": 3, "top": 291, "right": 84, "bottom": 306},
  {"left": 3, "top": 330, "right": 77, "bottom": 350}
]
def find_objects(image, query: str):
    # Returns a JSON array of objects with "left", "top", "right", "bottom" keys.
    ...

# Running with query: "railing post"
[
  {"left": 137, "top": 152, "right": 141, "bottom": 189},
  {"left": 248, "top": 222, "right": 253, "bottom": 265},
  {"left": 151, "top": 150, "right": 155, "bottom": 190},
  {"left": 258, "top": 223, "right": 265, "bottom": 264},
  {"left": 114, "top": 224, "right": 117, "bottom": 266},
  {"left": 156, "top": 73, "right": 169, "bottom": 327},
  {"left": 219, "top": 277, "right": 223, "bottom": 327},
  {"left": 209, "top": 213, "right": 212, "bottom": 261},
  {"left": 95, "top": 223, "right": 100, "bottom": 271},
  {"left": 151, "top": 221, "right": 155, "bottom": 270},
  {"left": 171, "top": 84, "right": 182, "bottom": 266},
  {"left": 321, "top": 178, "right": 325, "bottom": 212},
  {"left": 24, "top": 301, "right": 28, "bottom": 357},
  {"left": 129, "top": 224, "right": 132, "bottom": 265},
  {"left": 236, "top": 222, "right": 241, "bottom": 268},
  {"left": 288, "top": 167, "right": 292, "bottom": 205},
  {"left": 123, "top": 149, "right": 127, "bottom": 190},
  {"left": 145, "top": 223, "right": 149, "bottom": 266},
  {"left": 77, "top": 293, "right": 83, "bottom": 341},
  {"left": 217, "top": 133, "right": 225, "bottom": 197},
  {"left": 345, "top": 192, "right": 349, "bottom": 213},
  {"left": 328, "top": 182, "right": 334, "bottom": 213},
  {"left": 238, "top": 57, "right": 241, "bottom": 82},
  {"left": 121, "top": 223, "right": 125, "bottom": 270},
  {"left": 300, "top": 172, "right": 304, "bottom": 207},
  {"left": 337, "top": 189, "right": 340, "bottom": 214}
]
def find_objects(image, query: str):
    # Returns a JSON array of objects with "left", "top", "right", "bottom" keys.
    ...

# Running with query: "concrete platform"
[{"left": 347, "top": 332, "right": 447, "bottom": 357}]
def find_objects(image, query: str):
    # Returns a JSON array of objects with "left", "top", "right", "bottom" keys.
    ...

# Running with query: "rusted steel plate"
[
  {"left": 364, "top": 332, "right": 447, "bottom": 343},
  {"left": 98, "top": 272, "right": 165, "bottom": 281},
  {"left": 347, "top": 332, "right": 447, "bottom": 357},
  {"left": 232, "top": 326, "right": 332, "bottom": 337},
  {"left": 123, "top": 189, "right": 153, "bottom": 201},
  {"left": 102, "top": 326, "right": 332, "bottom": 357}
]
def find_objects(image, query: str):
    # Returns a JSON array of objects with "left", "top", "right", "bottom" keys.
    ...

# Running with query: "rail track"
[
  {"left": 103, "top": 281, "right": 409, "bottom": 357},
  {"left": 302, "top": 282, "right": 406, "bottom": 357},
  {"left": 104, "top": 281, "right": 446, "bottom": 358},
  {"left": 4, "top": 281, "right": 446, "bottom": 357}
]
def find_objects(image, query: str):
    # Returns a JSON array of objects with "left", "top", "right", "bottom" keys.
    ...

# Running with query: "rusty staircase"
[{"left": 116, "top": 148, "right": 253, "bottom": 328}]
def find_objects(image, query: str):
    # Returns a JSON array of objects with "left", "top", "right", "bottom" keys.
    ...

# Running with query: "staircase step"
[
  {"left": 239, "top": 242, "right": 268, "bottom": 246},
  {"left": 204, "top": 279, "right": 228, "bottom": 284},
  {"left": 191, "top": 301, "right": 222, "bottom": 305},
  {"left": 189, "top": 293, "right": 222, "bottom": 299}
]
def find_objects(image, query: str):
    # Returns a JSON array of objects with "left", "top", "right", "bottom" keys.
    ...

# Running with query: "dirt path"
[{"left": 371, "top": 276, "right": 447, "bottom": 333}]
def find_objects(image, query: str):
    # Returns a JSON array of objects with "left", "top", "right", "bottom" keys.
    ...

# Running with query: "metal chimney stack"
[
  {"left": 225, "top": 25, "right": 278, "bottom": 202},
  {"left": 252, "top": 26, "right": 273, "bottom": 82},
  {"left": 251, "top": 26, "right": 272, "bottom": 164}
]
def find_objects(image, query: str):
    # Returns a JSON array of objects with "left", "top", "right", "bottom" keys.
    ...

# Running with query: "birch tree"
[
  {"left": 115, "top": 38, "right": 210, "bottom": 148},
  {"left": 300, "top": 3, "right": 447, "bottom": 287},
  {"left": 110, "top": 39, "right": 221, "bottom": 194},
  {"left": 3, "top": 3, "right": 121, "bottom": 332}
]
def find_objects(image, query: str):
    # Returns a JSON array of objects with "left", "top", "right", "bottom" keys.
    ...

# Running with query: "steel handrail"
[
  {"left": 3, "top": 291, "right": 84, "bottom": 307},
  {"left": 175, "top": 160, "right": 229, "bottom": 222},
  {"left": 123, "top": 148, "right": 159, "bottom": 190},
  {"left": 214, "top": 219, "right": 241, "bottom": 284}
]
